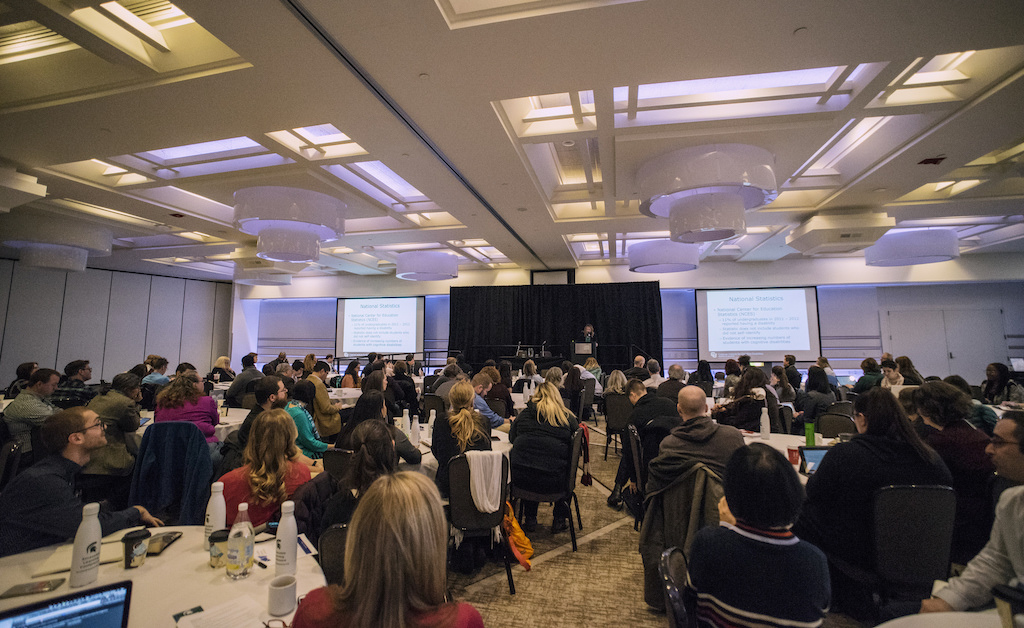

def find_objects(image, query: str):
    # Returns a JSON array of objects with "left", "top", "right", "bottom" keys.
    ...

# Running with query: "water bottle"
[
  {"left": 226, "top": 503, "right": 254, "bottom": 580},
  {"left": 402, "top": 409, "right": 411, "bottom": 435},
  {"left": 760, "top": 407, "right": 770, "bottom": 440},
  {"left": 805, "top": 419, "right": 816, "bottom": 448},
  {"left": 70, "top": 503, "right": 102, "bottom": 588},
  {"left": 428, "top": 409, "right": 436, "bottom": 438},
  {"left": 275, "top": 501, "right": 297, "bottom": 576},
  {"left": 409, "top": 418, "right": 420, "bottom": 447},
  {"left": 204, "top": 482, "right": 226, "bottom": 550}
]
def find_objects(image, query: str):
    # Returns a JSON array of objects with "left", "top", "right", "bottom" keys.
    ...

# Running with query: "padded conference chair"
[
  {"left": 423, "top": 374, "right": 439, "bottom": 390},
  {"left": 448, "top": 453, "right": 515, "bottom": 594},
  {"left": 818, "top": 412, "right": 856, "bottom": 438},
  {"left": 659, "top": 547, "right": 690, "bottom": 628},
  {"left": 627, "top": 424, "right": 645, "bottom": 529},
  {"left": 319, "top": 523, "right": 348, "bottom": 586},
  {"left": 512, "top": 428, "right": 585, "bottom": 552},
  {"left": 780, "top": 405, "right": 794, "bottom": 435},
  {"left": 485, "top": 398, "right": 507, "bottom": 419},
  {"left": 421, "top": 394, "right": 445, "bottom": 422},
  {"left": 322, "top": 448, "right": 355, "bottom": 481},
  {"left": 579, "top": 379, "right": 596, "bottom": 424},
  {"left": 129, "top": 421, "right": 213, "bottom": 525},
  {"left": 603, "top": 393, "right": 633, "bottom": 460},
  {"left": 829, "top": 485, "right": 956, "bottom": 615},
  {"left": 0, "top": 439, "right": 21, "bottom": 491},
  {"left": 828, "top": 401, "right": 854, "bottom": 417}
]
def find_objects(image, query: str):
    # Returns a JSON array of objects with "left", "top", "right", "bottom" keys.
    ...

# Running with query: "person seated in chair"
[
  {"left": 3, "top": 367, "right": 60, "bottom": 463},
  {"left": 81, "top": 373, "right": 144, "bottom": 507},
  {"left": 50, "top": 360, "right": 98, "bottom": 409},
  {"left": 0, "top": 407, "right": 162, "bottom": 557},
  {"left": 686, "top": 444, "right": 830, "bottom": 628},
  {"left": 921, "top": 411, "right": 1024, "bottom": 614},
  {"left": 4, "top": 361, "right": 37, "bottom": 399},
  {"left": 224, "top": 353, "right": 262, "bottom": 407}
]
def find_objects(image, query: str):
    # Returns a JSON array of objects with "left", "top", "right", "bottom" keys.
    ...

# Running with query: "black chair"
[
  {"left": 240, "top": 393, "right": 257, "bottom": 410},
  {"left": 627, "top": 424, "right": 645, "bottom": 530},
  {"left": 485, "top": 398, "right": 507, "bottom": 419},
  {"left": 447, "top": 453, "right": 515, "bottom": 594},
  {"left": 603, "top": 393, "right": 633, "bottom": 460},
  {"left": 579, "top": 379, "right": 596, "bottom": 424},
  {"left": 697, "top": 381, "right": 713, "bottom": 397},
  {"left": 659, "top": 547, "right": 690, "bottom": 628},
  {"left": 829, "top": 485, "right": 956, "bottom": 614},
  {"left": 780, "top": 405, "right": 794, "bottom": 435},
  {"left": 319, "top": 523, "right": 348, "bottom": 586},
  {"left": 512, "top": 428, "right": 585, "bottom": 551},
  {"left": 970, "top": 385, "right": 985, "bottom": 402},
  {"left": 828, "top": 401, "right": 854, "bottom": 417},
  {"left": 423, "top": 374, "right": 439, "bottom": 390},
  {"left": 421, "top": 394, "right": 445, "bottom": 423},
  {"left": 322, "top": 448, "right": 355, "bottom": 481},
  {"left": 139, "top": 383, "right": 159, "bottom": 411},
  {"left": 511, "top": 378, "right": 528, "bottom": 393},
  {"left": 129, "top": 422, "right": 213, "bottom": 525},
  {"left": 818, "top": 412, "right": 856, "bottom": 438},
  {"left": 0, "top": 440, "right": 21, "bottom": 491}
]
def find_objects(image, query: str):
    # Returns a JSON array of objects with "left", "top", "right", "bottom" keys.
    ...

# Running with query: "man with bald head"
[
  {"left": 624, "top": 355, "right": 649, "bottom": 380},
  {"left": 655, "top": 385, "right": 745, "bottom": 478}
]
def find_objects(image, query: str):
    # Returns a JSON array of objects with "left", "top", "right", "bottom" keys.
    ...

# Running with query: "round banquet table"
[
  {"left": 875, "top": 611, "right": 1000, "bottom": 628},
  {"left": 0, "top": 526, "right": 326, "bottom": 626}
]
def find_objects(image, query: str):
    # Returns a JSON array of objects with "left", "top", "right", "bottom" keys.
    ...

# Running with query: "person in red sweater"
[
  {"left": 292, "top": 472, "right": 483, "bottom": 628},
  {"left": 218, "top": 409, "right": 311, "bottom": 526}
]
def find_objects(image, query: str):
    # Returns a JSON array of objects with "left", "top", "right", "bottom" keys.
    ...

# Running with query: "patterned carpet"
[{"left": 447, "top": 414, "right": 869, "bottom": 628}]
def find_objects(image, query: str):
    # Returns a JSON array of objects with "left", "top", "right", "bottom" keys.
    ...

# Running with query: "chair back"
[
  {"left": 421, "top": 394, "right": 445, "bottom": 421},
  {"left": 566, "top": 427, "right": 585, "bottom": 493},
  {"left": 970, "top": 385, "right": 985, "bottom": 402},
  {"left": 485, "top": 398, "right": 507, "bottom": 418},
  {"left": 828, "top": 400, "right": 853, "bottom": 417},
  {"left": 837, "top": 386, "right": 849, "bottom": 401},
  {"left": 240, "top": 393, "right": 257, "bottom": 410},
  {"left": 873, "top": 485, "right": 956, "bottom": 596},
  {"left": 0, "top": 440, "right": 21, "bottom": 491},
  {"left": 604, "top": 393, "right": 633, "bottom": 432},
  {"left": 580, "top": 379, "right": 596, "bottom": 415},
  {"left": 780, "top": 405, "right": 794, "bottom": 435},
  {"left": 447, "top": 453, "right": 509, "bottom": 531},
  {"left": 423, "top": 374, "right": 439, "bottom": 390},
  {"left": 129, "top": 422, "right": 213, "bottom": 524},
  {"left": 244, "top": 378, "right": 261, "bottom": 393},
  {"left": 818, "top": 412, "right": 856, "bottom": 437},
  {"left": 322, "top": 448, "right": 355, "bottom": 481},
  {"left": 511, "top": 378, "right": 528, "bottom": 393},
  {"left": 659, "top": 547, "right": 690, "bottom": 628},
  {"left": 697, "top": 381, "right": 713, "bottom": 397},
  {"left": 319, "top": 523, "right": 348, "bottom": 586},
  {"left": 139, "top": 383, "right": 159, "bottom": 411},
  {"left": 627, "top": 424, "right": 644, "bottom": 491}
]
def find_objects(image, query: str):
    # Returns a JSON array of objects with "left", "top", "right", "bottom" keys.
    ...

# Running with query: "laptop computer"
[
  {"left": 0, "top": 580, "right": 131, "bottom": 628},
  {"left": 798, "top": 446, "right": 831, "bottom": 476}
]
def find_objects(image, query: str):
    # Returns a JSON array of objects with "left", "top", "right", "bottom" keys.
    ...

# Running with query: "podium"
[{"left": 570, "top": 341, "right": 595, "bottom": 365}]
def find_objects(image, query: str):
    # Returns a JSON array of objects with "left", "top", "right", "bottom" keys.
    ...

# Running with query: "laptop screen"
[{"left": 0, "top": 581, "right": 131, "bottom": 628}]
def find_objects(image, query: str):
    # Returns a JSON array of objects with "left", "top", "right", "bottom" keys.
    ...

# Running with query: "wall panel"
[
  {"left": 0, "top": 260, "right": 14, "bottom": 365},
  {"left": 179, "top": 280, "right": 217, "bottom": 375},
  {"left": 102, "top": 273, "right": 152, "bottom": 379},
  {"left": 0, "top": 265, "right": 66, "bottom": 378},
  {"left": 56, "top": 269, "right": 112, "bottom": 375},
  {"left": 211, "top": 283, "right": 232, "bottom": 368},
  {"left": 145, "top": 276, "right": 186, "bottom": 369}
]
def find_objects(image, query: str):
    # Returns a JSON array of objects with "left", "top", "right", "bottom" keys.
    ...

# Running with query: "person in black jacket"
[
  {"left": 607, "top": 378, "right": 680, "bottom": 508},
  {"left": 430, "top": 380, "right": 491, "bottom": 498},
  {"left": 510, "top": 382, "right": 580, "bottom": 533},
  {"left": 391, "top": 360, "right": 420, "bottom": 418}
]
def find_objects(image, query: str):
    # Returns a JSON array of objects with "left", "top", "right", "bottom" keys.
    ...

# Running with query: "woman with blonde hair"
[
  {"left": 292, "top": 472, "right": 483, "bottom": 628},
  {"left": 509, "top": 382, "right": 580, "bottom": 533},
  {"left": 303, "top": 353, "right": 317, "bottom": 379},
  {"left": 210, "top": 356, "right": 235, "bottom": 382},
  {"left": 430, "top": 380, "right": 491, "bottom": 497},
  {"left": 583, "top": 357, "right": 603, "bottom": 381},
  {"left": 604, "top": 369, "right": 628, "bottom": 395},
  {"left": 218, "top": 408, "right": 312, "bottom": 526}
]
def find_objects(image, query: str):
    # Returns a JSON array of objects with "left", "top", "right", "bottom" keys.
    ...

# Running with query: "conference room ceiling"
[{"left": 1, "top": 0, "right": 1024, "bottom": 281}]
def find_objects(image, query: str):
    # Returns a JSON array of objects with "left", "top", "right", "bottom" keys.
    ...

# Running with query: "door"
[
  {"left": 944, "top": 309, "right": 1006, "bottom": 383},
  {"left": 887, "top": 310, "right": 950, "bottom": 378}
]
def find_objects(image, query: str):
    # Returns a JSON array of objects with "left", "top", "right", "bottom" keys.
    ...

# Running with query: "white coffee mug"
[{"left": 268, "top": 575, "right": 297, "bottom": 616}]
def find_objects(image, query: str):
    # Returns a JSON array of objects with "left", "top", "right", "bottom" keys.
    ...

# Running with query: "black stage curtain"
[{"left": 448, "top": 282, "right": 662, "bottom": 371}]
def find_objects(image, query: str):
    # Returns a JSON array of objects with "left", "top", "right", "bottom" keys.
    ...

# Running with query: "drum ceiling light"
[
  {"left": 627, "top": 240, "right": 700, "bottom": 273},
  {"left": 232, "top": 267, "right": 293, "bottom": 286},
  {"left": 233, "top": 186, "right": 345, "bottom": 263},
  {"left": 395, "top": 250, "right": 458, "bottom": 281},
  {"left": 638, "top": 144, "right": 777, "bottom": 242},
  {"left": 864, "top": 229, "right": 960, "bottom": 266},
  {"left": 2, "top": 211, "right": 111, "bottom": 272}
]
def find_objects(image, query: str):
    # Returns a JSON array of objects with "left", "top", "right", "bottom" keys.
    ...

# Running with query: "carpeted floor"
[{"left": 447, "top": 414, "right": 870, "bottom": 628}]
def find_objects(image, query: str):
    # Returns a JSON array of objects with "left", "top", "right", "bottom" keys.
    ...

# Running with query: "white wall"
[{"left": 0, "top": 259, "right": 232, "bottom": 383}]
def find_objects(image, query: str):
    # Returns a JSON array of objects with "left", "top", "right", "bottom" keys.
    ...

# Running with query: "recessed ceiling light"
[
  {"left": 562, "top": 140, "right": 576, "bottom": 148},
  {"left": 516, "top": 207, "right": 528, "bottom": 212},
  {"left": 169, "top": 213, "right": 184, "bottom": 218}
]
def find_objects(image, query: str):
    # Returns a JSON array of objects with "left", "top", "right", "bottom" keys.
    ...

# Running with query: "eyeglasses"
[
  {"left": 990, "top": 436, "right": 1020, "bottom": 448},
  {"left": 76, "top": 422, "right": 104, "bottom": 433},
  {"left": 262, "top": 621, "right": 290, "bottom": 628}
]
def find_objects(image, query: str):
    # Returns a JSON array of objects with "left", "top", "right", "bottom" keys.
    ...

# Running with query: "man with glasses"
[
  {"left": 51, "top": 359, "right": 98, "bottom": 409},
  {"left": 0, "top": 407, "right": 163, "bottom": 557},
  {"left": 921, "top": 410, "right": 1024, "bottom": 613}
]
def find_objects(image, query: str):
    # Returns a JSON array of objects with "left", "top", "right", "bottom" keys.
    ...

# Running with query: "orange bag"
[{"left": 502, "top": 501, "right": 533, "bottom": 570}]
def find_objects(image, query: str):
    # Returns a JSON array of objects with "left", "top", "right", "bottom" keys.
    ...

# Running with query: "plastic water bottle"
[
  {"left": 203, "top": 482, "right": 226, "bottom": 550},
  {"left": 805, "top": 419, "right": 816, "bottom": 448},
  {"left": 275, "top": 501, "right": 297, "bottom": 576},
  {"left": 70, "top": 503, "right": 102, "bottom": 588},
  {"left": 760, "top": 407, "right": 771, "bottom": 440},
  {"left": 226, "top": 503, "right": 254, "bottom": 580}
]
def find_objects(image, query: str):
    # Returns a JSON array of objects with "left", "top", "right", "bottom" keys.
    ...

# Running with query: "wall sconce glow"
[
  {"left": 628, "top": 240, "right": 699, "bottom": 273},
  {"left": 395, "top": 250, "right": 458, "bottom": 281},
  {"left": 864, "top": 229, "right": 960, "bottom": 266}
]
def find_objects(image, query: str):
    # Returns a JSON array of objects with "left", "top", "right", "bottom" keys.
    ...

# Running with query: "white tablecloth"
[
  {"left": 0, "top": 526, "right": 326, "bottom": 626},
  {"left": 742, "top": 432, "right": 815, "bottom": 484},
  {"left": 875, "top": 612, "right": 999, "bottom": 628}
]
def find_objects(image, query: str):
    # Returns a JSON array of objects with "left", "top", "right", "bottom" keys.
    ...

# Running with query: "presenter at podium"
[{"left": 581, "top": 323, "right": 596, "bottom": 342}]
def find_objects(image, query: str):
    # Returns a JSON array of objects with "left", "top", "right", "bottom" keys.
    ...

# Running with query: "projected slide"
[
  {"left": 337, "top": 297, "right": 423, "bottom": 355},
  {"left": 696, "top": 288, "right": 821, "bottom": 363}
]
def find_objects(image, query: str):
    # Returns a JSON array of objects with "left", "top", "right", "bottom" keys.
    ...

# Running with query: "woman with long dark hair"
[
  {"left": 337, "top": 389, "right": 421, "bottom": 466},
  {"left": 687, "top": 360, "right": 714, "bottom": 386},
  {"left": 794, "top": 366, "right": 835, "bottom": 432},
  {"left": 771, "top": 365, "right": 796, "bottom": 402},
  {"left": 712, "top": 368, "right": 780, "bottom": 432},
  {"left": 340, "top": 360, "right": 361, "bottom": 389},
  {"left": 983, "top": 362, "right": 1024, "bottom": 404},
  {"left": 722, "top": 359, "right": 742, "bottom": 398},
  {"left": 794, "top": 388, "right": 951, "bottom": 614}
]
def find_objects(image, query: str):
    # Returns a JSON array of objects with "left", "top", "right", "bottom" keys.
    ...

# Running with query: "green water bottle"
[{"left": 805, "top": 419, "right": 815, "bottom": 447}]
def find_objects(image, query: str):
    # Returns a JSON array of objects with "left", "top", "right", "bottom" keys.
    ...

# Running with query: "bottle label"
[{"left": 226, "top": 537, "right": 254, "bottom": 575}]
